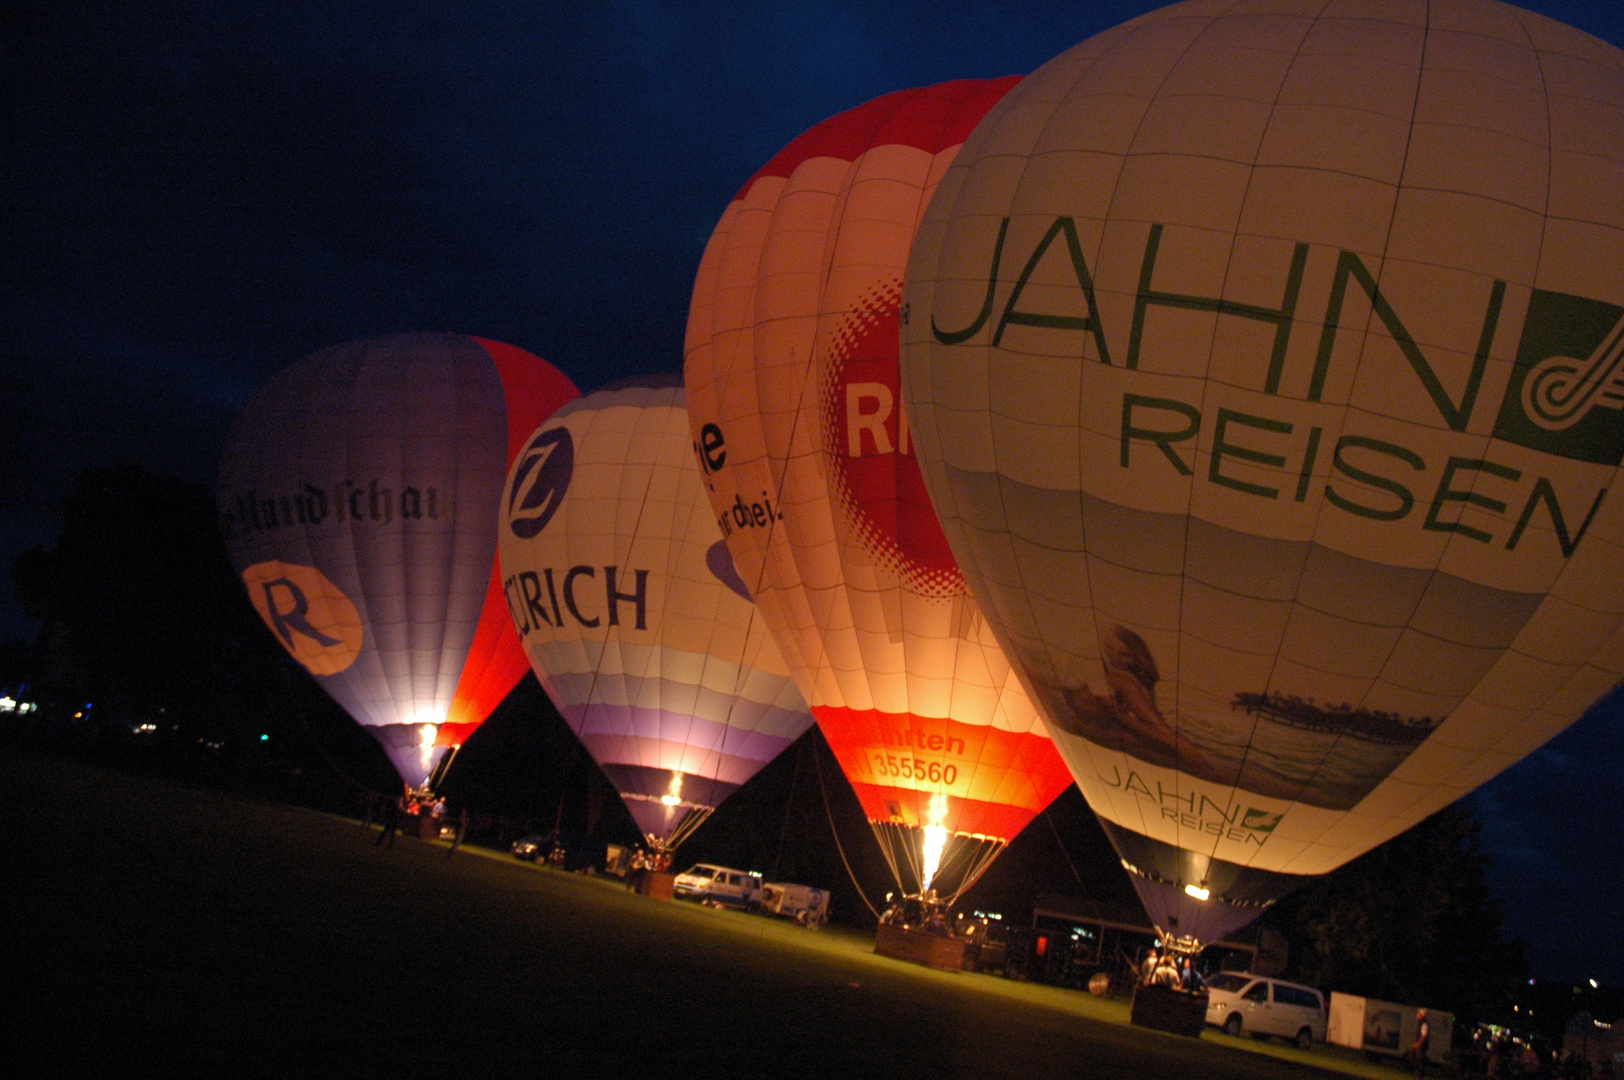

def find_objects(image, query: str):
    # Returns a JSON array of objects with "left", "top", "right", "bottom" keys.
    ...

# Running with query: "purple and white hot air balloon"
[
  {"left": 498, "top": 375, "right": 814, "bottom": 850},
  {"left": 219, "top": 333, "right": 578, "bottom": 789}
]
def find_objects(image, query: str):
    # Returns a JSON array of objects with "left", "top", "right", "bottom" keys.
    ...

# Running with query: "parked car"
[
  {"left": 511, "top": 834, "right": 552, "bottom": 861},
  {"left": 510, "top": 833, "right": 610, "bottom": 873},
  {"left": 673, "top": 864, "right": 762, "bottom": 908},
  {"left": 758, "top": 882, "right": 828, "bottom": 928},
  {"left": 1205, "top": 972, "right": 1327, "bottom": 1048}
]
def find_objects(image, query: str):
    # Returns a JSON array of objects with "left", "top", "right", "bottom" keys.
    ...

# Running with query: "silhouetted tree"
[
  {"left": 10, "top": 466, "right": 397, "bottom": 792},
  {"left": 1278, "top": 802, "right": 1526, "bottom": 1020}
]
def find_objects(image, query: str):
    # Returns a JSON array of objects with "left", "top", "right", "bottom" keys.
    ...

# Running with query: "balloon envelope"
[
  {"left": 902, "top": 0, "right": 1624, "bottom": 940},
  {"left": 685, "top": 80, "right": 1074, "bottom": 899},
  {"left": 219, "top": 333, "right": 579, "bottom": 787},
  {"left": 498, "top": 376, "right": 814, "bottom": 849}
]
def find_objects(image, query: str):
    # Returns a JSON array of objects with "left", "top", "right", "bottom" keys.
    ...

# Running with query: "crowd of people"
[
  {"left": 1138, "top": 946, "right": 1206, "bottom": 993},
  {"left": 366, "top": 788, "right": 467, "bottom": 856}
]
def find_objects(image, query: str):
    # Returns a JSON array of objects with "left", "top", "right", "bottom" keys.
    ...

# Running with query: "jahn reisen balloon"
[
  {"left": 219, "top": 333, "right": 579, "bottom": 789},
  {"left": 686, "top": 80, "right": 1074, "bottom": 903},
  {"left": 498, "top": 376, "right": 814, "bottom": 851},
  {"left": 902, "top": 0, "right": 1624, "bottom": 943}
]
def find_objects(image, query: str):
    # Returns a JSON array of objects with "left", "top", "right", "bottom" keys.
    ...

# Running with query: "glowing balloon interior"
[
  {"left": 219, "top": 333, "right": 579, "bottom": 788},
  {"left": 685, "top": 80, "right": 1075, "bottom": 901},
  {"left": 498, "top": 376, "right": 814, "bottom": 851},
  {"left": 902, "top": 0, "right": 1624, "bottom": 941}
]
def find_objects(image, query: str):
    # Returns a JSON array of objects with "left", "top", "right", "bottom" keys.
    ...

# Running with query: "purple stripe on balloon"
[
  {"left": 579, "top": 734, "right": 790, "bottom": 788},
  {"left": 599, "top": 762, "right": 741, "bottom": 806},
  {"left": 562, "top": 702, "right": 805, "bottom": 761}
]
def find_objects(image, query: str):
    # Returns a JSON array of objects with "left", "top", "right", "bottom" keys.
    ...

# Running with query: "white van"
[
  {"left": 1205, "top": 972, "right": 1327, "bottom": 1048},
  {"left": 672, "top": 864, "right": 761, "bottom": 908}
]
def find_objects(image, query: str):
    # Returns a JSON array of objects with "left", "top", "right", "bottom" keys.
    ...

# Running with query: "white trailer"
[
  {"left": 759, "top": 882, "right": 828, "bottom": 929},
  {"left": 1327, "top": 992, "right": 1452, "bottom": 1065}
]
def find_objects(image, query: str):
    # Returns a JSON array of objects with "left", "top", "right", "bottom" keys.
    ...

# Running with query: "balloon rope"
[
  {"left": 868, "top": 822, "right": 911, "bottom": 895},
  {"left": 949, "top": 839, "right": 1006, "bottom": 905},
  {"left": 662, "top": 806, "right": 714, "bottom": 853},
  {"left": 1042, "top": 805, "right": 1100, "bottom": 913},
  {"left": 812, "top": 732, "right": 880, "bottom": 919},
  {"left": 769, "top": 734, "right": 806, "bottom": 881}
]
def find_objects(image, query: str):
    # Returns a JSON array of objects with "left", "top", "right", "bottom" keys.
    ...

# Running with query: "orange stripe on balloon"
[
  {"left": 815, "top": 704, "right": 1073, "bottom": 841},
  {"left": 444, "top": 339, "right": 580, "bottom": 746}
]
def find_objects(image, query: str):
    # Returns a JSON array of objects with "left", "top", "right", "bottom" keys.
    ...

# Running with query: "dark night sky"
[{"left": 4, "top": 1, "right": 1621, "bottom": 983}]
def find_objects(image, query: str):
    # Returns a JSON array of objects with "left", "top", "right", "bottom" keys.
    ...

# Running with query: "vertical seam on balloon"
[
  {"left": 758, "top": 92, "right": 925, "bottom": 892},
  {"left": 1079, "top": 1, "right": 1247, "bottom": 868},
  {"left": 720, "top": 185, "right": 825, "bottom": 697},
  {"left": 609, "top": 391, "right": 673, "bottom": 842},
  {"left": 666, "top": 382, "right": 749, "bottom": 833},
  {"left": 1482, "top": 5, "right": 1622, "bottom": 793},
  {"left": 431, "top": 337, "right": 463, "bottom": 769},
  {"left": 1248, "top": 2, "right": 1488, "bottom": 878},
  {"left": 1172, "top": 0, "right": 1337, "bottom": 882},
  {"left": 351, "top": 344, "right": 403, "bottom": 755},
  {"left": 1367, "top": 9, "right": 1549, "bottom": 811},
  {"left": 1221, "top": 3, "right": 1426, "bottom": 872}
]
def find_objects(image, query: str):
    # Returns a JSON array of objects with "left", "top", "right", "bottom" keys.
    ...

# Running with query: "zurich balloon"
[
  {"left": 902, "top": 0, "right": 1624, "bottom": 942},
  {"left": 219, "top": 333, "right": 579, "bottom": 789},
  {"left": 686, "top": 81, "right": 1075, "bottom": 902},
  {"left": 498, "top": 376, "right": 814, "bottom": 851}
]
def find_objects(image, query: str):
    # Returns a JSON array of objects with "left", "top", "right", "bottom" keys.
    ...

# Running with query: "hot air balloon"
[
  {"left": 685, "top": 80, "right": 1075, "bottom": 904},
  {"left": 901, "top": 0, "right": 1624, "bottom": 943},
  {"left": 219, "top": 333, "right": 579, "bottom": 789},
  {"left": 497, "top": 375, "right": 814, "bottom": 852}
]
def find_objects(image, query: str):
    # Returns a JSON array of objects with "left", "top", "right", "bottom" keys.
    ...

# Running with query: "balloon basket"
[
  {"left": 874, "top": 923, "right": 971, "bottom": 971},
  {"left": 638, "top": 871, "right": 675, "bottom": 901},
  {"left": 1130, "top": 984, "right": 1208, "bottom": 1036},
  {"left": 405, "top": 814, "right": 441, "bottom": 840}
]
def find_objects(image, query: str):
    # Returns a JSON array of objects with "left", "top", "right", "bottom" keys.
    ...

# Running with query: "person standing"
[
  {"left": 446, "top": 806, "right": 468, "bottom": 858},
  {"left": 375, "top": 792, "right": 400, "bottom": 847},
  {"left": 1408, "top": 1009, "right": 1431, "bottom": 1077},
  {"left": 1141, "top": 947, "right": 1160, "bottom": 986}
]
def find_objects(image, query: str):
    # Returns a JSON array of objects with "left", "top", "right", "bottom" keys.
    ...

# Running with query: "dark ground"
[{"left": 5, "top": 746, "right": 1403, "bottom": 1078}]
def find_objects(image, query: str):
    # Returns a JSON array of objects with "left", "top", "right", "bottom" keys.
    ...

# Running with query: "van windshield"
[
  {"left": 1205, "top": 974, "right": 1252, "bottom": 993},
  {"left": 683, "top": 866, "right": 714, "bottom": 879}
]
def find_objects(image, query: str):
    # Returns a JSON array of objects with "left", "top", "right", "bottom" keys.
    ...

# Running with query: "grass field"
[{"left": 6, "top": 747, "right": 1420, "bottom": 1077}]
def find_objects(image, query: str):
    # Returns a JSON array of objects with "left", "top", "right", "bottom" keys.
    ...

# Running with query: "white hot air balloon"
[
  {"left": 903, "top": 0, "right": 1624, "bottom": 943},
  {"left": 498, "top": 375, "right": 814, "bottom": 851}
]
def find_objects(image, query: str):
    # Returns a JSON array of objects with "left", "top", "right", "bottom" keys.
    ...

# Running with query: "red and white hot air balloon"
[
  {"left": 219, "top": 333, "right": 578, "bottom": 789},
  {"left": 685, "top": 81, "right": 1075, "bottom": 902}
]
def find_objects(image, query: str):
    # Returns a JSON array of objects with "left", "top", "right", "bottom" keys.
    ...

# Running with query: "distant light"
[
  {"left": 0, "top": 695, "right": 15, "bottom": 712},
  {"left": 1591, "top": 978, "right": 1600, "bottom": 989},
  {"left": 259, "top": 734, "right": 269, "bottom": 741},
  {"left": 1184, "top": 883, "right": 1211, "bottom": 901}
]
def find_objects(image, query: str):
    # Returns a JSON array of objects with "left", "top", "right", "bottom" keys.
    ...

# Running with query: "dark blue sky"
[{"left": 4, "top": 0, "right": 1621, "bottom": 983}]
